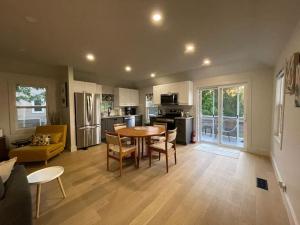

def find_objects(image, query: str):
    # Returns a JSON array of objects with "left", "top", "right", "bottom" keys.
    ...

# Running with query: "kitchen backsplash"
[{"left": 158, "top": 105, "right": 193, "bottom": 116}]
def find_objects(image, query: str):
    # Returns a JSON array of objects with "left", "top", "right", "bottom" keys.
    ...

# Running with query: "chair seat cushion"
[
  {"left": 9, "top": 143, "right": 64, "bottom": 162},
  {"left": 150, "top": 142, "right": 174, "bottom": 151},
  {"left": 0, "top": 157, "right": 17, "bottom": 183},
  {"left": 109, "top": 144, "right": 136, "bottom": 153},
  {"left": 151, "top": 136, "right": 166, "bottom": 142}
]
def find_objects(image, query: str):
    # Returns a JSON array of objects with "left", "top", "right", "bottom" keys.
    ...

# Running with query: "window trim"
[
  {"left": 31, "top": 100, "right": 46, "bottom": 114},
  {"left": 273, "top": 70, "right": 285, "bottom": 149},
  {"left": 9, "top": 82, "right": 49, "bottom": 135}
]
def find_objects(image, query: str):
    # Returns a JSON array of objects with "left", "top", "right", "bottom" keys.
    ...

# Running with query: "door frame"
[{"left": 197, "top": 82, "right": 249, "bottom": 151}]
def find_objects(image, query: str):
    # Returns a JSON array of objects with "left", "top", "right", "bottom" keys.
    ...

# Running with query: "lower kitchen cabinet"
[
  {"left": 135, "top": 115, "right": 143, "bottom": 126},
  {"left": 101, "top": 115, "right": 145, "bottom": 140},
  {"left": 101, "top": 117, "right": 124, "bottom": 140},
  {"left": 175, "top": 118, "right": 194, "bottom": 145},
  {"left": 149, "top": 116, "right": 194, "bottom": 145}
]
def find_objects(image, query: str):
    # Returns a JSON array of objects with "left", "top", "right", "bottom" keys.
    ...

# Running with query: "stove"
[{"left": 154, "top": 112, "right": 181, "bottom": 129}]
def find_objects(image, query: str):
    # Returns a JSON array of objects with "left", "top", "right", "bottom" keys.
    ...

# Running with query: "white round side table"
[{"left": 27, "top": 166, "right": 67, "bottom": 218}]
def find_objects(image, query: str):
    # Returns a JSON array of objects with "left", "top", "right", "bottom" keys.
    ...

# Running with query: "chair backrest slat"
[
  {"left": 167, "top": 128, "right": 177, "bottom": 142},
  {"left": 114, "top": 123, "right": 127, "bottom": 132},
  {"left": 153, "top": 122, "right": 167, "bottom": 131},
  {"left": 106, "top": 132, "right": 121, "bottom": 146}
]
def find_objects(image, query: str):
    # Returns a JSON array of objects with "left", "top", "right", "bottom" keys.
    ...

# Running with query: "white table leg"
[
  {"left": 57, "top": 177, "right": 66, "bottom": 198},
  {"left": 36, "top": 183, "right": 41, "bottom": 218}
]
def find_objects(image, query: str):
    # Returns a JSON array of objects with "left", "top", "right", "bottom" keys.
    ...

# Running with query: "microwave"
[{"left": 160, "top": 93, "right": 178, "bottom": 105}]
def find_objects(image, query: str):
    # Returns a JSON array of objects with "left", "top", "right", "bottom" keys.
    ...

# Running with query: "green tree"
[
  {"left": 201, "top": 89, "right": 218, "bottom": 115},
  {"left": 16, "top": 86, "right": 46, "bottom": 104},
  {"left": 201, "top": 87, "right": 244, "bottom": 118}
]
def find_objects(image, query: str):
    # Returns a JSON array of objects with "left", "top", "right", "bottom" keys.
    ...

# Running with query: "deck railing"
[{"left": 201, "top": 115, "right": 244, "bottom": 139}]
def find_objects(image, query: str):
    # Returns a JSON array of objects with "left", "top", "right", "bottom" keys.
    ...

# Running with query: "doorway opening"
[{"left": 199, "top": 84, "right": 245, "bottom": 149}]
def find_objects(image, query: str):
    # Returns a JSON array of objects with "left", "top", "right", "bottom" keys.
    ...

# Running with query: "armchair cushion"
[
  {"left": 9, "top": 143, "right": 64, "bottom": 163},
  {"left": 9, "top": 125, "right": 67, "bottom": 163},
  {"left": 0, "top": 157, "right": 17, "bottom": 182},
  {"left": 50, "top": 133, "right": 62, "bottom": 144}
]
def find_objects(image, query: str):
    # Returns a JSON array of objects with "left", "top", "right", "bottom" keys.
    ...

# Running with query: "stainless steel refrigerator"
[{"left": 75, "top": 92, "right": 101, "bottom": 149}]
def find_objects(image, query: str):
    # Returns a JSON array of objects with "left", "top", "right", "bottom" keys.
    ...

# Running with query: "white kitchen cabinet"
[
  {"left": 153, "top": 81, "right": 193, "bottom": 105},
  {"left": 114, "top": 88, "right": 139, "bottom": 106},
  {"left": 153, "top": 85, "right": 161, "bottom": 105}
]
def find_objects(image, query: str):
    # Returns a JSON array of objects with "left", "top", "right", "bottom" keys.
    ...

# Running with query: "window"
[
  {"left": 101, "top": 94, "right": 114, "bottom": 113},
  {"left": 16, "top": 85, "right": 47, "bottom": 129},
  {"left": 32, "top": 99, "right": 45, "bottom": 113},
  {"left": 145, "top": 93, "right": 158, "bottom": 122},
  {"left": 274, "top": 73, "right": 285, "bottom": 140}
]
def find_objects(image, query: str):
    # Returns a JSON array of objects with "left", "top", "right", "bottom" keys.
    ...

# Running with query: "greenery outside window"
[
  {"left": 274, "top": 72, "right": 285, "bottom": 142},
  {"left": 145, "top": 93, "right": 158, "bottom": 123},
  {"left": 101, "top": 94, "right": 114, "bottom": 113},
  {"left": 16, "top": 85, "right": 47, "bottom": 129}
]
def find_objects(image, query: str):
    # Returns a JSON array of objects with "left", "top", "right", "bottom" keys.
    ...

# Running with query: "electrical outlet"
[{"left": 279, "top": 181, "right": 287, "bottom": 192}]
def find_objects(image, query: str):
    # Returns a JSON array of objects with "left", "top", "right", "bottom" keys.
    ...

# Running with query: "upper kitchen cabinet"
[
  {"left": 153, "top": 81, "right": 193, "bottom": 105},
  {"left": 114, "top": 88, "right": 139, "bottom": 106}
]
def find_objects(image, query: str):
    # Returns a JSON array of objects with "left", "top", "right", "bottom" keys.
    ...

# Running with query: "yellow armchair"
[{"left": 9, "top": 125, "right": 67, "bottom": 165}]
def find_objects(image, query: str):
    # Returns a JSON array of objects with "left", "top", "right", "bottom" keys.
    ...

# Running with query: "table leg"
[
  {"left": 36, "top": 183, "right": 41, "bottom": 218},
  {"left": 137, "top": 138, "right": 140, "bottom": 168},
  {"left": 141, "top": 138, "right": 144, "bottom": 158},
  {"left": 57, "top": 177, "right": 67, "bottom": 198}
]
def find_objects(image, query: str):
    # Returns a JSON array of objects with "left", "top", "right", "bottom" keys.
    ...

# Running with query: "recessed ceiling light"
[
  {"left": 25, "top": 16, "right": 38, "bottom": 23},
  {"left": 185, "top": 43, "right": 195, "bottom": 54},
  {"left": 125, "top": 65, "right": 132, "bottom": 72},
  {"left": 203, "top": 58, "right": 211, "bottom": 66},
  {"left": 86, "top": 53, "right": 95, "bottom": 61},
  {"left": 151, "top": 11, "right": 163, "bottom": 24},
  {"left": 150, "top": 73, "right": 156, "bottom": 78}
]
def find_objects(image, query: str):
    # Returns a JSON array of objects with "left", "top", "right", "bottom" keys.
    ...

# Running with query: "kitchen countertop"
[
  {"left": 101, "top": 115, "right": 142, "bottom": 119},
  {"left": 150, "top": 115, "right": 193, "bottom": 119},
  {"left": 174, "top": 117, "right": 193, "bottom": 119}
]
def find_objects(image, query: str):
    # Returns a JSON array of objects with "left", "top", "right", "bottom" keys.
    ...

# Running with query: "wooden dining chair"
[
  {"left": 113, "top": 123, "right": 127, "bottom": 131},
  {"left": 106, "top": 132, "right": 137, "bottom": 176},
  {"left": 113, "top": 123, "right": 132, "bottom": 144},
  {"left": 151, "top": 122, "right": 167, "bottom": 143},
  {"left": 148, "top": 128, "right": 177, "bottom": 173}
]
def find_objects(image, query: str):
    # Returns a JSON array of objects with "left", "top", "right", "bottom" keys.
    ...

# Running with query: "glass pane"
[
  {"left": 16, "top": 86, "right": 46, "bottom": 107},
  {"left": 201, "top": 88, "right": 218, "bottom": 143},
  {"left": 221, "top": 86, "right": 244, "bottom": 148},
  {"left": 17, "top": 107, "right": 47, "bottom": 129}
]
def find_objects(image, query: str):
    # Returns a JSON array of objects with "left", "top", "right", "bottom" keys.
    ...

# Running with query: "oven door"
[{"left": 155, "top": 118, "right": 176, "bottom": 130}]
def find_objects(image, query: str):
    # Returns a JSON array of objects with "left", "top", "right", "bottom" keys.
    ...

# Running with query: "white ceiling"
[{"left": 0, "top": 0, "right": 299, "bottom": 85}]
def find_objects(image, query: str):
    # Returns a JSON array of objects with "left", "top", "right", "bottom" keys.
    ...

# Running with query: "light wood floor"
[{"left": 25, "top": 143, "right": 290, "bottom": 225}]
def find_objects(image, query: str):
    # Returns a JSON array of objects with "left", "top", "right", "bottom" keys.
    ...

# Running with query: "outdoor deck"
[{"left": 200, "top": 116, "right": 244, "bottom": 148}]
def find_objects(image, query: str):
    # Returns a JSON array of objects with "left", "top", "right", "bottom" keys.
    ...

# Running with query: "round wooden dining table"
[{"left": 116, "top": 126, "right": 165, "bottom": 168}]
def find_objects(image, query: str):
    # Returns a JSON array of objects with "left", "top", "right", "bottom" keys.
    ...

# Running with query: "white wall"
[
  {"left": 0, "top": 71, "right": 59, "bottom": 147},
  {"left": 102, "top": 85, "right": 114, "bottom": 95},
  {"left": 66, "top": 68, "right": 102, "bottom": 152},
  {"left": 271, "top": 21, "right": 300, "bottom": 225}
]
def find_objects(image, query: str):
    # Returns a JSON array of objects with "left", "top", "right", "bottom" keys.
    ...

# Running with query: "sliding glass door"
[
  {"left": 200, "top": 88, "right": 218, "bottom": 144},
  {"left": 200, "top": 84, "right": 245, "bottom": 148}
]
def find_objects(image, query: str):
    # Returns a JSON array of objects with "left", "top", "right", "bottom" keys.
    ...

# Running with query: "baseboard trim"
[
  {"left": 245, "top": 148, "right": 270, "bottom": 157},
  {"left": 271, "top": 155, "right": 299, "bottom": 225}
]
